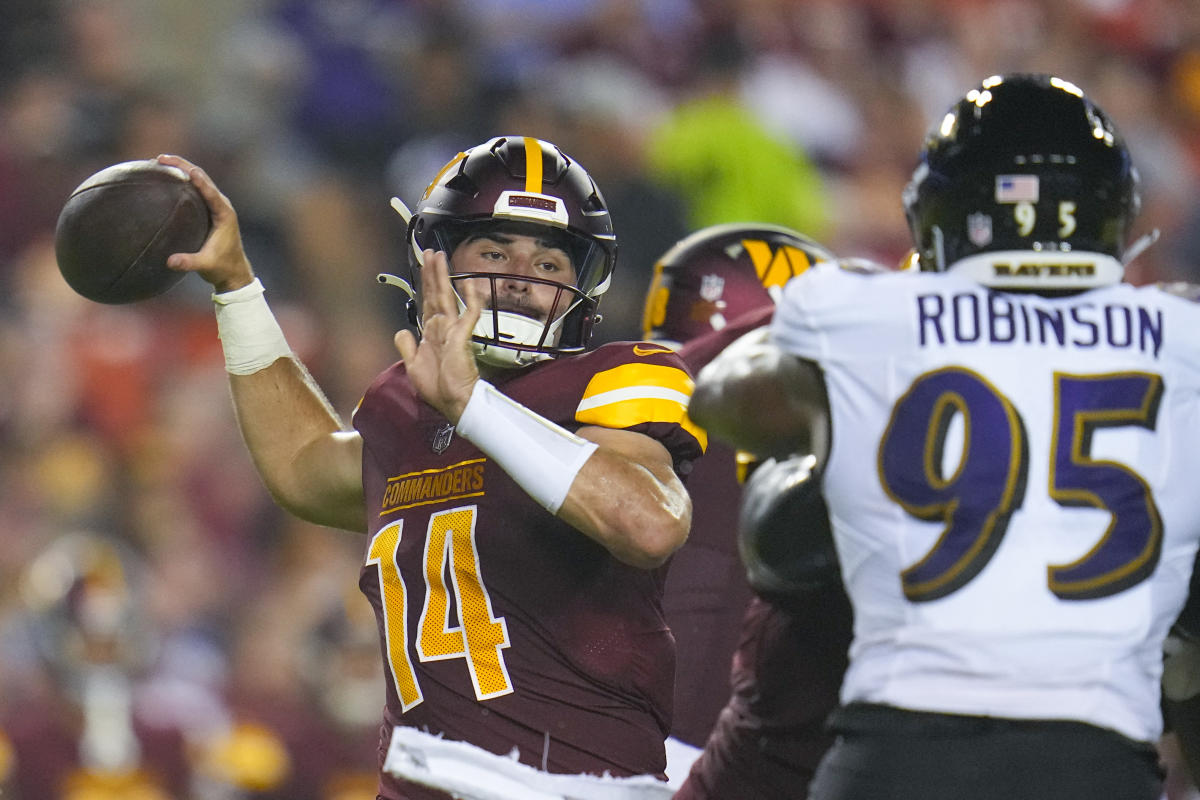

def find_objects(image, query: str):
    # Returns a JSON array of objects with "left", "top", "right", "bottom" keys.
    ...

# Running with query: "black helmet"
[
  {"left": 642, "top": 223, "right": 834, "bottom": 346},
  {"left": 401, "top": 136, "right": 617, "bottom": 367},
  {"left": 903, "top": 74, "right": 1141, "bottom": 289}
]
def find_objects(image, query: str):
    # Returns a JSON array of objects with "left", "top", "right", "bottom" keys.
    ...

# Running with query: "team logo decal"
[
  {"left": 431, "top": 423, "right": 455, "bottom": 454},
  {"left": 633, "top": 344, "right": 674, "bottom": 357},
  {"left": 967, "top": 212, "right": 993, "bottom": 247}
]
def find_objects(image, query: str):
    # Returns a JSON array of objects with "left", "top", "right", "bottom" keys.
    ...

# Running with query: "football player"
[
  {"left": 641, "top": 223, "right": 854, "bottom": 798},
  {"left": 3, "top": 532, "right": 193, "bottom": 800},
  {"left": 1164, "top": 595, "right": 1200, "bottom": 798},
  {"left": 157, "top": 136, "right": 704, "bottom": 800},
  {"left": 689, "top": 73, "right": 1200, "bottom": 800}
]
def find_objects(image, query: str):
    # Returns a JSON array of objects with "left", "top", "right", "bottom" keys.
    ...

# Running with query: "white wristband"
[
  {"left": 213, "top": 278, "right": 293, "bottom": 375},
  {"left": 455, "top": 380, "right": 598, "bottom": 513}
]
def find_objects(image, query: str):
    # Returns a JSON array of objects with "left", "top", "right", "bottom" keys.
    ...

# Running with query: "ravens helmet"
[
  {"left": 385, "top": 136, "right": 617, "bottom": 368},
  {"left": 903, "top": 74, "right": 1142, "bottom": 289},
  {"left": 642, "top": 223, "right": 834, "bottom": 347}
]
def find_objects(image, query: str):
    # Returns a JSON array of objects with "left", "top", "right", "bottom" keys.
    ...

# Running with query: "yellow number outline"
[{"left": 367, "top": 505, "right": 513, "bottom": 710}]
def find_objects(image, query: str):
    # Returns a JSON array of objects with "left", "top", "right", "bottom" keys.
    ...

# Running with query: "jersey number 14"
[{"left": 367, "top": 505, "right": 512, "bottom": 711}]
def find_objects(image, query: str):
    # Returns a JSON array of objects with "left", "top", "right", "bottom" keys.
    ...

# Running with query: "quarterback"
[{"left": 159, "top": 137, "right": 703, "bottom": 799}]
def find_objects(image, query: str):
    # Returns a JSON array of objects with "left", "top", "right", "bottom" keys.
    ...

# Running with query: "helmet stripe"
[
  {"left": 423, "top": 151, "right": 467, "bottom": 200},
  {"left": 523, "top": 137, "right": 543, "bottom": 194}
]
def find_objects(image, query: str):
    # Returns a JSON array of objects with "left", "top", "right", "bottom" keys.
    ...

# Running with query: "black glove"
[{"left": 739, "top": 454, "right": 840, "bottom": 596}]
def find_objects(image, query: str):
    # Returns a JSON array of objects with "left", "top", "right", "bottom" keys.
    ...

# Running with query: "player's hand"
[
  {"left": 157, "top": 154, "right": 255, "bottom": 294},
  {"left": 394, "top": 249, "right": 483, "bottom": 422}
]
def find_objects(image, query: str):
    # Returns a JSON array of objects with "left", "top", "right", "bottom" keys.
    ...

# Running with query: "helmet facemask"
[
  {"left": 385, "top": 136, "right": 617, "bottom": 368},
  {"left": 425, "top": 219, "right": 608, "bottom": 367},
  {"left": 451, "top": 270, "right": 596, "bottom": 367}
]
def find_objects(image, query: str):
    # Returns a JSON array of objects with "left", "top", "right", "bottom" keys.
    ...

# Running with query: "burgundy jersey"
[
  {"left": 671, "top": 303, "right": 852, "bottom": 799},
  {"left": 675, "top": 589, "right": 852, "bottom": 800},
  {"left": 353, "top": 342, "right": 704, "bottom": 799},
  {"left": 0, "top": 693, "right": 191, "bottom": 800},
  {"left": 665, "top": 304, "right": 772, "bottom": 745}
]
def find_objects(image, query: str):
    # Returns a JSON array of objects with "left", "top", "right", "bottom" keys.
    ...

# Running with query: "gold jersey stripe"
[
  {"left": 524, "top": 137, "right": 542, "bottom": 193},
  {"left": 576, "top": 363, "right": 707, "bottom": 449},
  {"left": 582, "top": 363, "right": 695, "bottom": 398},
  {"left": 576, "top": 395, "right": 708, "bottom": 450}
]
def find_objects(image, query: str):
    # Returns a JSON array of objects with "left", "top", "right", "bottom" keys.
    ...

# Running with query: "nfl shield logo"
[
  {"left": 967, "top": 213, "right": 993, "bottom": 247},
  {"left": 700, "top": 274, "right": 725, "bottom": 302},
  {"left": 431, "top": 423, "right": 454, "bottom": 454}
]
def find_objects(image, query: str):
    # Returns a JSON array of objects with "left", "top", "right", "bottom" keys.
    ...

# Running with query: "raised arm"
[
  {"left": 158, "top": 154, "right": 365, "bottom": 533},
  {"left": 687, "top": 326, "right": 831, "bottom": 464},
  {"left": 395, "top": 249, "right": 691, "bottom": 569}
]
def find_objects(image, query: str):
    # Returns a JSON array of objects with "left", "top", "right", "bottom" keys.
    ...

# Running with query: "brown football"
[{"left": 54, "top": 159, "right": 211, "bottom": 304}]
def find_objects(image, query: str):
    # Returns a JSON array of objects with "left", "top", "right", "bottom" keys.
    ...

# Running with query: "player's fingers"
[
  {"left": 394, "top": 329, "right": 417, "bottom": 362},
  {"left": 421, "top": 250, "right": 455, "bottom": 316},
  {"left": 460, "top": 283, "right": 484, "bottom": 331},
  {"left": 165, "top": 252, "right": 194, "bottom": 271},
  {"left": 156, "top": 153, "right": 195, "bottom": 172},
  {"left": 157, "top": 154, "right": 235, "bottom": 223}
]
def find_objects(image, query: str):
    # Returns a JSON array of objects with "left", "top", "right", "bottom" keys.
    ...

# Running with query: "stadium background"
[{"left": 1, "top": 1, "right": 1200, "bottom": 797}]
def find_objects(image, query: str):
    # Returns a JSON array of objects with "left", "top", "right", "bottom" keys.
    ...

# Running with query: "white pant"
[{"left": 384, "top": 727, "right": 677, "bottom": 800}]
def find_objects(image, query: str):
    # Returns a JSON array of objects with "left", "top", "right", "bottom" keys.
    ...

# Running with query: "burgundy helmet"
[
  {"left": 642, "top": 222, "right": 835, "bottom": 346},
  {"left": 402, "top": 136, "right": 617, "bottom": 367}
]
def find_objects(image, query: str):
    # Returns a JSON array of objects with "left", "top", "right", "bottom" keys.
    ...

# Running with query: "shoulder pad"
[
  {"left": 836, "top": 257, "right": 890, "bottom": 276},
  {"left": 1156, "top": 281, "right": 1200, "bottom": 302}
]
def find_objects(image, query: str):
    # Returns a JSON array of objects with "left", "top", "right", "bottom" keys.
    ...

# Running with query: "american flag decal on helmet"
[{"left": 995, "top": 174, "right": 1039, "bottom": 203}]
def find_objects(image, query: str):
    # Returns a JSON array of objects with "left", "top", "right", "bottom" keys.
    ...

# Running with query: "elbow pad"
[{"left": 738, "top": 454, "right": 840, "bottom": 596}]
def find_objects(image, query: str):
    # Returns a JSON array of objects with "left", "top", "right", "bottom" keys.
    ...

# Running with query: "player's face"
[{"left": 450, "top": 232, "right": 579, "bottom": 323}]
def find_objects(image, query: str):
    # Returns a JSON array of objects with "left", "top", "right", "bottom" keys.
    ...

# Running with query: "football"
[{"left": 54, "top": 159, "right": 212, "bottom": 304}]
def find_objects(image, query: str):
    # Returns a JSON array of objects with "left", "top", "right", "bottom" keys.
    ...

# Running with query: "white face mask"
[{"left": 467, "top": 302, "right": 573, "bottom": 368}]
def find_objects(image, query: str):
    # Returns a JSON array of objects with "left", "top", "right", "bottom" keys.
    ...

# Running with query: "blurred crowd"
[{"left": 2, "top": 0, "right": 1200, "bottom": 798}]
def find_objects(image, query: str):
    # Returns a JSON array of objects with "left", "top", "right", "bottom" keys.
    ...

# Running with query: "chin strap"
[
  {"left": 377, "top": 272, "right": 420, "bottom": 332},
  {"left": 1123, "top": 228, "right": 1160, "bottom": 265}
]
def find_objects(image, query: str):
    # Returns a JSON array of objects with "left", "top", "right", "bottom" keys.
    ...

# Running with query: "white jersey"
[{"left": 770, "top": 263, "right": 1200, "bottom": 743}]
